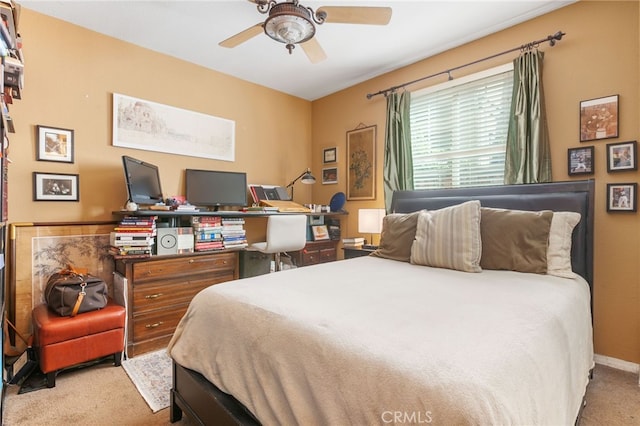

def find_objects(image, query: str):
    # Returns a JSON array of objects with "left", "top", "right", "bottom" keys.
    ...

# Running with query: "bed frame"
[{"left": 169, "top": 179, "right": 595, "bottom": 425}]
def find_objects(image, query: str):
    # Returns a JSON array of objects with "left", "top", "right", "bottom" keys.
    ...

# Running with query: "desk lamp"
[
  {"left": 286, "top": 168, "right": 316, "bottom": 199},
  {"left": 358, "top": 208, "right": 385, "bottom": 248}
]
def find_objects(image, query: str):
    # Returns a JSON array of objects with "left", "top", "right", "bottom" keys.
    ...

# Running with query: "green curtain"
[
  {"left": 383, "top": 91, "right": 413, "bottom": 212},
  {"left": 504, "top": 50, "right": 552, "bottom": 184}
]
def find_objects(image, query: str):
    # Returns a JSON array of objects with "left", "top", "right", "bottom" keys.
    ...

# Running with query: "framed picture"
[
  {"left": 33, "top": 172, "right": 79, "bottom": 201},
  {"left": 580, "top": 94, "right": 619, "bottom": 142},
  {"left": 606, "top": 140, "right": 637, "bottom": 172},
  {"left": 567, "top": 146, "right": 594, "bottom": 176},
  {"left": 36, "top": 125, "right": 74, "bottom": 163},
  {"left": 311, "top": 225, "right": 330, "bottom": 241},
  {"left": 322, "top": 167, "right": 338, "bottom": 184},
  {"left": 347, "top": 125, "right": 376, "bottom": 200},
  {"left": 323, "top": 147, "right": 337, "bottom": 164},
  {"left": 607, "top": 183, "right": 637, "bottom": 212}
]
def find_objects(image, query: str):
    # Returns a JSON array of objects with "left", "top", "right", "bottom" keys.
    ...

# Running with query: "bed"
[{"left": 168, "top": 179, "right": 595, "bottom": 425}]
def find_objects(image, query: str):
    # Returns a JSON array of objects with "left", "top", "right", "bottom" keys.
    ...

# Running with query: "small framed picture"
[
  {"left": 322, "top": 167, "right": 337, "bottom": 184},
  {"left": 323, "top": 147, "right": 337, "bottom": 164},
  {"left": 606, "top": 141, "right": 637, "bottom": 172},
  {"left": 607, "top": 183, "right": 636, "bottom": 212},
  {"left": 567, "top": 146, "right": 594, "bottom": 176},
  {"left": 36, "top": 125, "right": 74, "bottom": 163},
  {"left": 580, "top": 95, "right": 619, "bottom": 142},
  {"left": 33, "top": 172, "right": 79, "bottom": 201},
  {"left": 311, "top": 225, "right": 330, "bottom": 241}
]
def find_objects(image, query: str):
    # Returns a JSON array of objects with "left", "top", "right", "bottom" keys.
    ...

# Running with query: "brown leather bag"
[{"left": 44, "top": 265, "right": 108, "bottom": 317}]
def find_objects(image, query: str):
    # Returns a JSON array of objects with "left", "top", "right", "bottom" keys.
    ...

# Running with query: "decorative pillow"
[
  {"left": 410, "top": 200, "right": 482, "bottom": 273},
  {"left": 480, "top": 207, "right": 553, "bottom": 274},
  {"left": 371, "top": 211, "right": 421, "bottom": 262},
  {"left": 547, "top": 211, "right": 581, "bottom": 278}
]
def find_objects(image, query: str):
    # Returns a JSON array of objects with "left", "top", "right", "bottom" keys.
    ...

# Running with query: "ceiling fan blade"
[
  {"left": 317, "top": 6, "right": 392, "bottom": 25},
  {"left": 219, "top": 23, "right": 263, "bottom": 48},
  {"left": 301, "top": 38, "right": 327, "bottom": 64}
]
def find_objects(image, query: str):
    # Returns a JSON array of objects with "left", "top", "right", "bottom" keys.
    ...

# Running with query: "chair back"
[{"left": 263, "top": 214, "right": 307, "bottom": 253}]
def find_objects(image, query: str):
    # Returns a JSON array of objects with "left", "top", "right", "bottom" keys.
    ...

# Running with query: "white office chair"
[{"left": 249, "top": 214, "right": 308, "bottom": 271}]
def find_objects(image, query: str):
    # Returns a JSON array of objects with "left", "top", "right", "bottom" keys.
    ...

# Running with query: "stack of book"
[
  {"left": 192, "top": 216, "right": 224, "bottom": 252},
  {"left": 342, "top": 237, "right": 365, "bottom": 249},
  {"left": 221, "top": 217, "right": 248, "bottom": 250},
  {"left": 109, "top": 215, "right": 157, "bottom": 258}
]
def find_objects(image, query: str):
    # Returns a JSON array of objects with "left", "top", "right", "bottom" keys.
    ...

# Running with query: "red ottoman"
[{"left": 32, "top": 299, "right": 126, "bottom": 388}]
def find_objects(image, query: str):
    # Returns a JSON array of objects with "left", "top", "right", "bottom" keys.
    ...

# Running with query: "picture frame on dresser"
[{"left": 36, "top": 125, "right": 74, "bottom": 163}]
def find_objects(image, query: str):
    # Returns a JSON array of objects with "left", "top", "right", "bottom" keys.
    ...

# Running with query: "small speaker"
[{"left": 157, "top": 228, "right": 179, "bottom": 255}]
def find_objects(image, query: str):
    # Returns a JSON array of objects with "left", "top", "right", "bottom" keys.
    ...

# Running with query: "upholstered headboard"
[{"left": 390, "top": 180, "right": 595, "bottom": 291}]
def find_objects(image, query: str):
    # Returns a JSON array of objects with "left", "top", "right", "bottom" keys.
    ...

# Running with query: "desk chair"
[{"left": 249, "top": 214, "right": 307, "bottom": 271}]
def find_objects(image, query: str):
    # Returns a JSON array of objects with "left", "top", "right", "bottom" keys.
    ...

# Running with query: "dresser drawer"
[
  {"left": 131, "top": 252, "right": 236, "bottom": 282},
  {"left": 132, "top": 277, "right": 212, "bottom": 313},
  {"left": 131, "top": 305, "right": 188, "bottom": 343},
  {"left": 319, "top": 248, "right": 336, "bottom": 262}
]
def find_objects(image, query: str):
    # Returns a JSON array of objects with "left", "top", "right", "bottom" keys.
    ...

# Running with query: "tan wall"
[
  {"left": 10, "top": 9, "right": 314, "bottom": 224},
  {"left": 311, "top": 1, "right": 640, "bottom": 364},
  {"left": 11, "top": 2, "right": 640, "bottom": 363}
]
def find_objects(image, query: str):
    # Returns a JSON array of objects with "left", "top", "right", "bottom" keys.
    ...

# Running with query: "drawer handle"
[
  {"left": 189, "top": 259, "right": 194, "bottom": 264},
  {"left": 145, "top": 293, "right": 163, "bottom": 299},
  {"left": 145, "top": 321, "right": 164, "bottom": 329}
]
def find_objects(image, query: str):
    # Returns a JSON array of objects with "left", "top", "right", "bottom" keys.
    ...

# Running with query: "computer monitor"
[
  {"left": 122, "top": 155, "right": 164, "bottom": 205},
  {"left": 185, "top": 169, "right": 247, "bottom": 210}
]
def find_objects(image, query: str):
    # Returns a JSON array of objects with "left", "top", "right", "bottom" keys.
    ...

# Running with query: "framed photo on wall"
[
  {"left": 322, "top": 167, "right": 337, "bottom": 184},
  {"left": 33, "top": 172, "right": 79, "bottom": 201},
  {"left": 606, "top": 183, "right": 637, "bottom": 212},
  {"left": 567, "top": 146, "right": 594, "bottom": 176},
  {"left": 36, "top": 125, "right": 74, "bottom": 163},
  {"left": 346, "top": 125, "right": 376, "bottom": 200},
  {"left": 323, "top": 147, "right": 337, "bottom": 164},
  {"left": 579, "top": 94, "right": 619, "bottom": 142},
  {"left": 606, "top": 140, "right": 637, "bottom": 173}
]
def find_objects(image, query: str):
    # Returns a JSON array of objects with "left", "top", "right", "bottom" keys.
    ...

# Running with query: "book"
[{"left": 342, "top": 237, "right": 365, "bottom": 244}]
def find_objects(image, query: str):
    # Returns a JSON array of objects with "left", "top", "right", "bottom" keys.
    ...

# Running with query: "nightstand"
[{"left": 343, "top": 246, "right": 377, "bottom": 259}]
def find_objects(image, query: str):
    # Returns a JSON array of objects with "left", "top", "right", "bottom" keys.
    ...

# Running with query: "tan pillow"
[
  {"left": 410, "top": 201, "right": 482, "bottom": 273},
  {"left": 547, "top": 212, "right": 581, "bottom": 279},
  {"left": 480, "top": 207, "right": 553, "bottom": 274},
  {"left": 371, "top": 211, "right": 421, "bottom": 262}
]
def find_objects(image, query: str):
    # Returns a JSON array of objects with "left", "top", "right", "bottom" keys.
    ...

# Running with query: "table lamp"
[
  {"left": 358, "top": 208, "right": 385, "bottom": 248},
  {"left": 286, "top": 168, "right": 316, "bottom": 200}
]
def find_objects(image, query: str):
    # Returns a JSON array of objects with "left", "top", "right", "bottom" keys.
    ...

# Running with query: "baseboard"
[{"left": 594, "top": 353, "right": 639, "bottom": 375}]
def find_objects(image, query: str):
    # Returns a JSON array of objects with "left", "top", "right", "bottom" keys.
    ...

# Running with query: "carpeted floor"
[{"left": 2, "top": 361, "right": 639, "bottom": 424}]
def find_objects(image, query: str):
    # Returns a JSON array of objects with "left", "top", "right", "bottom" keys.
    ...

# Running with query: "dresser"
[
  {"left": 290, "top": 240, "right": 338, "bottom": 267},
  {"left": 114, "top": 251, "right": 238, "bottom": 357}
]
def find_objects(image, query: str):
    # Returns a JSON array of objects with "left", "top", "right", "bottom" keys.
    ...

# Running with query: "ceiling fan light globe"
[{"left": 264, "top": 2, "right": 316, "bottom": 45}]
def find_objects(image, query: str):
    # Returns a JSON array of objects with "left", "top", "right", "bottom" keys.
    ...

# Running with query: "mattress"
[{"left": 168, "top": 256, "right": 594, "bottom": 425}]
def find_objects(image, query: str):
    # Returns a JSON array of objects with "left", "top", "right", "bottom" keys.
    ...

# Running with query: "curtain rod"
[{"left": 366, "top": 30, "right": 565, "bottom": 100}]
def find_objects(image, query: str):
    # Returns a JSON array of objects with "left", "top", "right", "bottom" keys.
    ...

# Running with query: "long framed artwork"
[
  {"left": 580, "top": 94, "right": 619, "bottom": 142},
  {"left": 347, "top": 125, "right": 376, "bottom": 200},
  {"left": 112, "top": 93, "right": 236, "bottom": 161},
  {"left": 7, "top": 222, "right": 117, "bottom": 340}
]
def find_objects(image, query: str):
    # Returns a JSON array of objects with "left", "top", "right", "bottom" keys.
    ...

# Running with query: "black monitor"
[
  {"left": 122, "top": 155, "right": 164, "bottom": 205},
  {"left": 185, "top": 169, "right": 247, "bottom": 210}
]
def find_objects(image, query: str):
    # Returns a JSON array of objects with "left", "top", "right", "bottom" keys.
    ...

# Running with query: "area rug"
[{"left": 121, "top": 349, "right": 171, "bottom": 413}]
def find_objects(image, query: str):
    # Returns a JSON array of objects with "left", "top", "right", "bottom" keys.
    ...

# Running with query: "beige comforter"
[{"left": 169, "top": 256, "right": 594, "bottom": 425}]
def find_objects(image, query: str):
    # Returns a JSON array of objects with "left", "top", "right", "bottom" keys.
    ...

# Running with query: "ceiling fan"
[{"left": 219, "top": 0, "right": 392, "bottom": 64}]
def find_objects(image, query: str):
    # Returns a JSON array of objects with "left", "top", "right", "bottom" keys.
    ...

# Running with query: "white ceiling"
[{"left": 20, "top": 0, "right": 574, "bottom": 101}]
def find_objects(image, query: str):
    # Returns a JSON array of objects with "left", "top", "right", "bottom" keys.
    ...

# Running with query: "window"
[{"left": 410, "top": 64, "right": 514, "bottom": 189}]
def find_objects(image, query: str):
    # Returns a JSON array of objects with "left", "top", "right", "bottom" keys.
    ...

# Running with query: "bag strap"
[
  {"left": 70, "top": 280, "right": 87, "bottom": 317},
  {"left": 62, "top": 264, "right": 89, "bottom": 275}
]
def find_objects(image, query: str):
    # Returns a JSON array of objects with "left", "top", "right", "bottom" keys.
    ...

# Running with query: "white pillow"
[
  {"left": 410, "top": 200, "right": 482, "bottom": 273},
  {"left": 547, "top": 212, "right": 581, "bottom": 278}
]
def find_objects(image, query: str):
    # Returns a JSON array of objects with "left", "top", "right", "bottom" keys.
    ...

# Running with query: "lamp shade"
[{"left": 358, "top": 208, "right": 385, "bottom": 234}]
